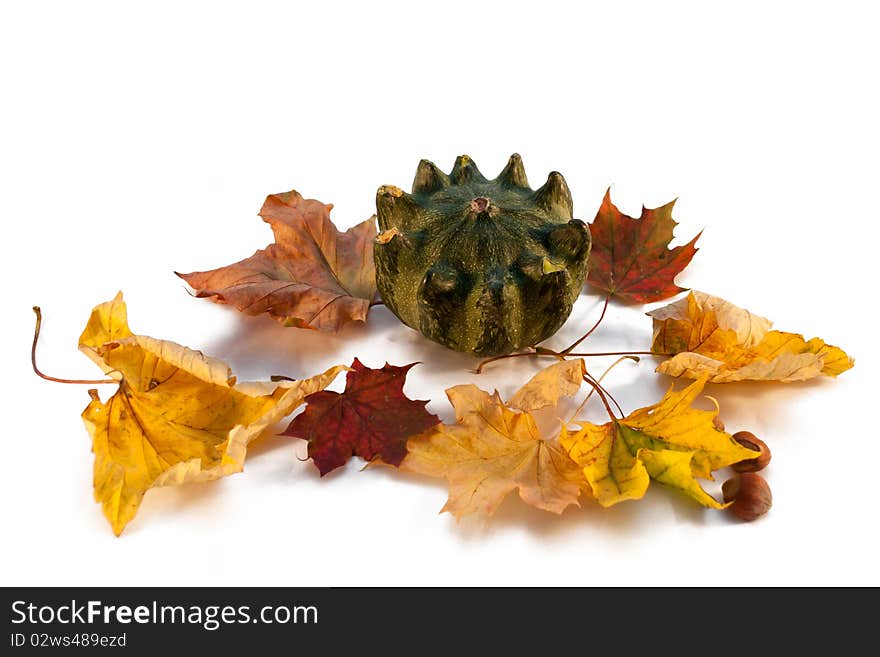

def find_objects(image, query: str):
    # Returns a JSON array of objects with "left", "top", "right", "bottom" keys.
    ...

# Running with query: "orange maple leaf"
[
  {"left": 648, "top": 291, "right": 854, "bottom": 382},
  {"left": 178, "top": 190, "right": 377, "bottom": 332}
]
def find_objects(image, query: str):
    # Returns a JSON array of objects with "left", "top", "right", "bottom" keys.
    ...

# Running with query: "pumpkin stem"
[{"left": 470, "top": 197, "right": 491, "bottom": 214}]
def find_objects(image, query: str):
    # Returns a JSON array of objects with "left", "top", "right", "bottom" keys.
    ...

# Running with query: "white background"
[{"left": 2, "top": 1, "right": 877, "bottom": 586}]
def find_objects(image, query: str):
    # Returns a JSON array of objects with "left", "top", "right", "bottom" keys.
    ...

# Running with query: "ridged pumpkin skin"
[{"left": 374, "top": 154, "right": 591, "bottom": 357}]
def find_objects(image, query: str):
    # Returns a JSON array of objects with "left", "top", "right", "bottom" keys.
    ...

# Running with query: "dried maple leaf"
[
  {"left": 560, "top": 376, "right": 758, "bottom": 508},
  {"left": 177, "top": 190, "right": 377, "bottom": 332},
  {"left": 507, "top": 358, "right": 585, "bottom": 412},
  {"left": 586, "top": 189, "right": 701, "bottom": 303},
  {"left": 281, "top": 358, "right": 440, "bottom": 476},
  {"left": 402, "top": 360, "right": 588, "bottom": 517},
  {"left": 79, "top": 293, "right": 345, "bottom": 535},
  {"left": 648, "top": 291, "right": 854, "bottom": 382}
]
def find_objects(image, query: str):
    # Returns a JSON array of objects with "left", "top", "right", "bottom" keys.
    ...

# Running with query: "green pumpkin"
[{"left": 373, "top": 154, "right": 591, "bottom": 357}]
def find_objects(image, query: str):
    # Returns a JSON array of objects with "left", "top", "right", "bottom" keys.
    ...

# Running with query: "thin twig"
[{"left": 31, "top": 307, "right": 116, "bottom": 385}]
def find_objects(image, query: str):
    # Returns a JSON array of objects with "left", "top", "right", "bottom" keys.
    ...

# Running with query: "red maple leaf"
[
  {"left": 586, "top": 189, "right": 701, "bottom": 303},
  {"left": 281, "top": 359, "right": 440, "bottom": 476}
]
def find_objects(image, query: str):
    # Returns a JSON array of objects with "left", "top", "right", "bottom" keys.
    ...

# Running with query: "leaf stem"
[
  {"left": 581, "top": 373, "right": 618, "bottom": 423},
  {"left": 561, "top": 294, "right": 611, "bottom": 355},
  {"left": 473, "top": 290, "right": 671, "bottom": 374},
  {"left": 474, "top": 349, "right": 537, "bottom": 373},
  {"left": 566, "top": 350, "right": 671, "bottom": 357},
  {"left": 587, "top": 370, "right": 624, "bottom": 417},
  {"left": 567, "top": 356, "right": 638, "bottom": 424},
  {"left": 31, "top": 307, "right": 116, "bottom": 385},
  {"left": 475, "top": 348, "right": 666, "bottom": 373}
]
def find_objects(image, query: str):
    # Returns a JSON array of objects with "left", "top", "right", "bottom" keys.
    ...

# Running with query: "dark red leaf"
[
  {"left": 281, "top": 358, "right": 440, "bottom": 475},
  {"left": 586, "top": 189, "right": 701, "bottom": 303}
]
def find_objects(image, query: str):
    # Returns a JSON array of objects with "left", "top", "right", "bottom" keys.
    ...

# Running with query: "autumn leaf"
[
  {"left": 79, "top": 293, "right": 345, "bottom": 535},
  {"left": 560, "top": 376, "right": 758, "bottom": 508},
  {"left": 507, "top": 358, "right": 585, "bottom": 412},
  {"left": 177, "top": 190, "right": 377, "bottom": 332},
  {"left": 586, "top": 189, "right": 700, "bottom": 303},
  {"left": 281, "top": 359, "right": 440, "bottom": 476},
  {"left": 402, "top": 360, "right": 587, "bottom": 517},
  {"left": 648, "top": 291, "right": 854, "bottom": 382}
]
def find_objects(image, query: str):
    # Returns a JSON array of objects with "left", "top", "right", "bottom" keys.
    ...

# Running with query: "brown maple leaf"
[
  {"left": 280, "top": 358, "right": 440, "bottom": 476},
  {"left": 586, "top": 189, "right": 700, "bottom": 303},
  {"left": 177, "top": 190, "right": 377, "bottom": 332}
]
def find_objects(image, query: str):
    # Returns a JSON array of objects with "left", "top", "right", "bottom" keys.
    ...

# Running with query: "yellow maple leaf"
[
  {"left": 560, "top": 376, "right": 758, "bottom": 508},
  {"left": 402, "top": 360, "right": 588, "bottom": 517},
  {"left": 648, "top": 291, "right": 853, "bottom": 382},
  {"left": 507, "top": 358, "right": 585, "bottom": 412},
  {"left": 79, "top": 293, "right": 345, "bottom": 535}
]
